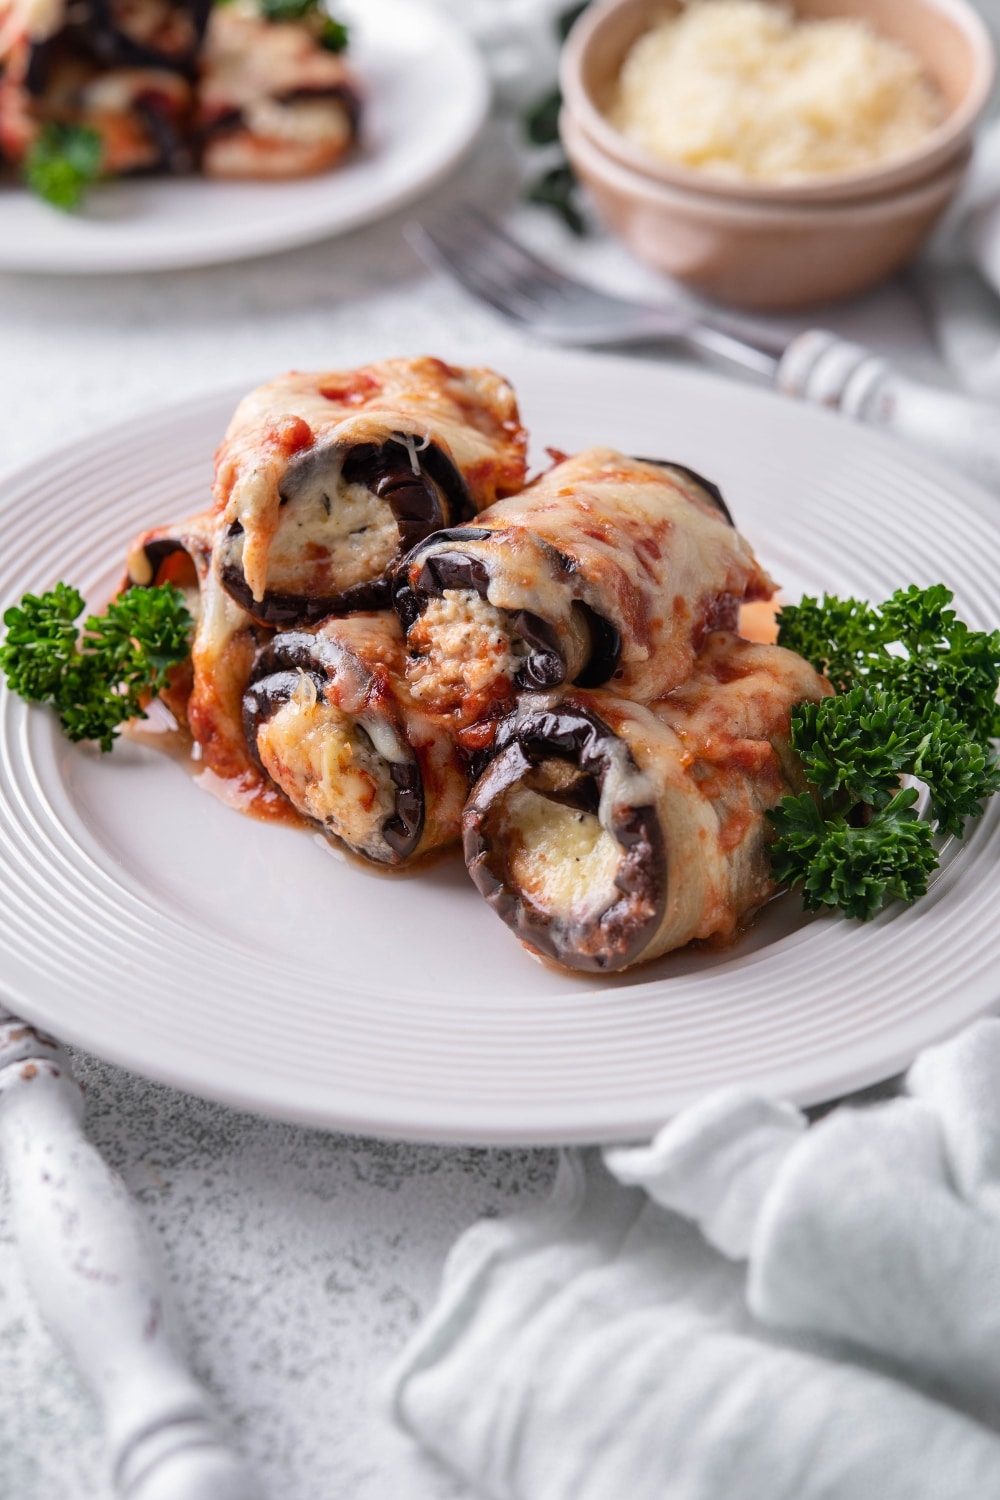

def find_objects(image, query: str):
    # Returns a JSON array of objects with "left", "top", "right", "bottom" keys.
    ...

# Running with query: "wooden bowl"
[
  {"left": 561, "top": 0, "right": 995, "bottom": 205},
  {"left": 561, "top": 103, "right": 972, "bottom": 309}
]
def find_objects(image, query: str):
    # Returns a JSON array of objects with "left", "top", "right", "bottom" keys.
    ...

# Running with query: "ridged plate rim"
[{"left": 0, "top": 348, "right": 998, "bottom": 1144}]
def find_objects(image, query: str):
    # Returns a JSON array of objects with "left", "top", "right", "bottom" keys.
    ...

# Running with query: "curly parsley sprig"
[
  {"left": 24, "top": 124, "right": 103, "bottom": 212},
  {"left": 769, "top": 789, "right": 938, "bottom": 922},
  {"left": 0, "top": 584, "right": 193, "bottom": 752},
  {"left": 777, "top": 584, "right": 1000, "bottom": 743},
  {"left": 257, "top": 0, "right": 349, "bottom": 49},
  {"left": 770, "top": 586, "right": 1000, "bottom": 920}
]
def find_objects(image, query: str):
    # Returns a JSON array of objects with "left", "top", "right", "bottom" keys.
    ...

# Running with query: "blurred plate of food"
[{"left": 0, "top": 0, "right": 489, "bottom": 272}]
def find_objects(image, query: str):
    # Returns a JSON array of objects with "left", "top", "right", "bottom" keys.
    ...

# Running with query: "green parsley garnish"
[
  {"left": 524, "top": 163, "right": 586, "bottom": 237},
  {"left": 318, "top": 14, "right": 348, "bottom": 50},
  {"left": 0, "top": 584, "right": 193, "bottom": 752},
  {"left": 524, "top": 88, "right": 562, "bottom": 148},
  {"left": 777, "top": 584, "right": 1000, "bottom": 743},
  {"left": 258, "top": 0, "right": 349, "bottom": 48},
  {"left": 520, "top": 2, "right": 590, "bottom": 235},
  {"left": 24, "top": 124, "right": 103, "bottom": 212},
  {"left": 770, "top": 586, "right": 1000, "bottom": 920},
  {"left": 770, "top": 788, "right": 938, "bottom": 923}
]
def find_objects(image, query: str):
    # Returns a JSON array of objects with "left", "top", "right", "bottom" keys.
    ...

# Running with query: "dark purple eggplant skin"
[
  {"left": 390, "top": 527, "right": 492, "bottom": 633},
  {"left": 242, "top": 630, "right": 426, "bottom": 861},
  {"left": 130, "top": 537, "right": 189, "bottom": 583},
  {"left": 632, "top": 458, "right": 734, "bottom": 527},
  {"left": 25, "top": 39, "right": 56, "bottom": 96},
  {"left": 127, "top": 530, "right": 209, "bottom": 592},
  {"left": 220, "top": 541, "right": 394, "bottom": 625},
  {"left": 463, "top": 701, "right": 666, "bottom": 973},
  {"left": 198, "top": 83, "right": 361, "bottom": 152},
  {"left": 85, "top": 0, "right": 209, "bottom": 75},
  {"left": 392, "top": 530, "right": 623, "bottom": 694},
  {"left": 217, "top": 439, "right": 471, "bottom": 627},
  {"left": 132, "top": 93, "right": 193, "bottom": 174},
  {"left": 574, "top": 605, "right": 622, "bottom": 688},
  {"left": 27, "top": 0, "right": 210, "bottom": 88}
]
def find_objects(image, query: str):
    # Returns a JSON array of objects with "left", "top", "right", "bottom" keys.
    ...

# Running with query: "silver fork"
[{"left": 405, "top": 207, "right": 1000, "bottom": 492}]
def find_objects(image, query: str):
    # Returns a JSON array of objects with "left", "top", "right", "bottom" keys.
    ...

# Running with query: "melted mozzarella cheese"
[
  {"left": 214, "top": 361, "right": 527, "bottom": 536},
  {"left": 255, "top": 689, "right": 397, "bottom": 859},
  {"left": 13, "top": 0, "right": 64, "bottom": 41},
  {"left": 228, "top": 448, "right": 290, "bottom": 603},
  {"left": 410, "top": 450, "right": 773, "bottom": 708},
  {"left": 503, "top": 786, "right": 623, "bottom": 924}
]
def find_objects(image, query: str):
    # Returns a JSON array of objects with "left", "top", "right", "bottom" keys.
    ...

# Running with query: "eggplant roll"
[
  {"left": 1, "top": 0, "right": 358, "bottom": 180},
  {"left": 197, "top": 7, "right": 360, "bottom": 180},
  {"left": 1, "top": 0, "right": 209, "bottom": 78},
  {"left": 1, "top": 0, "right": 205, "bottom": 172},
  {"left": 125, "top": 510, "right": 294, "bottom": 815},
  {"left": 393, "top": 448, "right": 774, "bottom": 724},
  {"left": 125, "top": 507, "right": 212, "bottom": 600},
  {"left": 124, "top": 510, "right": 214, "bottom": 729},
  {"left": 0, "top": 43, "right": 195, "bottom": 175},
  {"left": 463, "top": 633, "right": 831, "bottom": 973},
  {"left": 243, "top": 613, "right": 469, "bottom": 865},
  {"left": 211, "top": 358, "right": 527, "bottom": 627}
]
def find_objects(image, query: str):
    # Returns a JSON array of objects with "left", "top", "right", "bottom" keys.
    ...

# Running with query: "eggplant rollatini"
[
  {"left": 243, "top": 613, "right": 469, "bottom": 865},
  {"left": 463, "top": 633, "right": 830, "bottom": 973},
  {"left": 197, "top": 7, "right": 361, "bottom": 180},
  {"left": 211, "top": 357, "right": 527, "bottom": 628},
  {"left": 124, "top": 509, "right": 213, "bottom": 729},
  {"left": 393, "top": 448, "right": 773, "bottom": 725},
  {"left": 0, "top": 0, "right": 362, "bottom": 182},
  {"left": 0, "top": 0, "right": 207, "bottom": 174},
  {"left": 125, "top": 510, "right": 291, "bottom": 816}
]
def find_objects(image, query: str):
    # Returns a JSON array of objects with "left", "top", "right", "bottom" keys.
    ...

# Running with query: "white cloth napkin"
[
  {"left": 921, "top": 112, "right": 1000, "bottom": 399},
  {"left": 388, "top": 1019, "right": 1000, "bottom": 1498}
]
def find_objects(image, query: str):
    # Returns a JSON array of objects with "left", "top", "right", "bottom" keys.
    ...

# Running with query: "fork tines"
[{"left": 405, "top": 207, "right": 583, "bottom": 325}]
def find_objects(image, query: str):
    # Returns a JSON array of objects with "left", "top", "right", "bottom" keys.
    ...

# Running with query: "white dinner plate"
[
  {"left": 1, "top": 349, "right": 999, "bottom": 1144},
  {"left": 0, "top": 0, "right": 487, "bottom": 274}
]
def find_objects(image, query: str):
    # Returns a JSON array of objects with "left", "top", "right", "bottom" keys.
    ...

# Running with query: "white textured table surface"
[
  {"left": 0, "top": 15, "right": 996, "bottom": 1481},
  {"left": 0, "top": 118, "right": 568, "bottom": 1500}
]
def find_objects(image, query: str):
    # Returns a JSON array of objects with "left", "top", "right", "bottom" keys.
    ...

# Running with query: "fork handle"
[
  {"left": 777, "top": 330, "right": 1000, "bottom": 493},
  {"left": 0, "top": 1011, "right": 258, "bottom": 1499}
]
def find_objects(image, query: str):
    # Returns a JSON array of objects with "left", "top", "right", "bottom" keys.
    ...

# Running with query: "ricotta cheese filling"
[
  {"left": 406, "top": 590, "right": 525, "bottom": 711},
  {"left": 255, "top": 683, "right": 398, "bottom": 859},
  {"left": 501, "top": 781, "right": 623, "bottom": 925},
  {"left": 608, "top": 0, "right": 944, "bottom": 183},
  {"left": 241, "top": 475, "right": 402, "bottom": 599}
]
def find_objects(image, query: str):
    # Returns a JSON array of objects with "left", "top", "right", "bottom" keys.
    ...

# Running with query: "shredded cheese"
[
  {"left": 607, "top": 0, "right": 944, "bottom": 183},
  {"left": 388, "top": 430, "right": 431, "bottom": 478}
]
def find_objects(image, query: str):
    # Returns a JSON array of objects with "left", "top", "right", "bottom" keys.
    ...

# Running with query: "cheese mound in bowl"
[{"left": 607, "top": 0, "right": 945, "bottom": 184}]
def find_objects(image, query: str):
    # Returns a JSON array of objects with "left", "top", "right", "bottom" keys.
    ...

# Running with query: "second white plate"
[
  {"left": 1, "top": 349, "right": 999, "bottom": 1142},
  {"left": 0, "top": 0, "right": 488, "bottom": 274}
]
